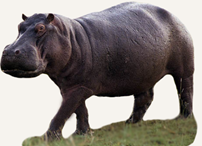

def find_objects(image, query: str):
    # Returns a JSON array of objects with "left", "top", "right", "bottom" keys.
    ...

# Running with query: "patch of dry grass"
[{"left": 23, "top": 116, "right": 197, "bottom": 146}]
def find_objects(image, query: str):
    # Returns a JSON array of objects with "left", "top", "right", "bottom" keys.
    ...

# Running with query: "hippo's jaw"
[
  {"left": 3, "top": 67, "right": 44, "bottom": 78},
  {"left": 1, "top": 61, "right": 46, "bottom": 78}
]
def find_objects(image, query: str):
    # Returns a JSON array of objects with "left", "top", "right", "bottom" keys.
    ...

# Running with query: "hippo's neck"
[{"left": 47, "top": 17, "right": 93, "bottom": 89}]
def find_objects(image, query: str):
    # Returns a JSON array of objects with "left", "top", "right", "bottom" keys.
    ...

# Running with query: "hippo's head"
[{"left": 1, "top": 13, "right": 71, "bottom": 78}]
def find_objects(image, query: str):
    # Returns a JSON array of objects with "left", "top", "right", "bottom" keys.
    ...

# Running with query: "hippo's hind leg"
[
  {"left": 74, "top": 101, "right": 90, "bottom": 135},
  {"left": 126, "top": 88, "right": 154, "bottom": 123},
  {"left": 174, "top": 75, "right": 193, "bottom": 117}
]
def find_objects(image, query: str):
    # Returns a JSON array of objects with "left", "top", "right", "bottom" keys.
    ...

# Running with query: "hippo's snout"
[
  {"left": 2, "top": 45, "right": 21, "bottom": 56},
  {"left": 1, "top": 45, "right": 45, "bottom": 78}
]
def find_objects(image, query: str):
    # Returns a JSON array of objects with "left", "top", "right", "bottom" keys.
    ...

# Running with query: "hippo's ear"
[
  {"left": 22, "top": 14, "right": 28, "bottom": 21},
  {"left": 47, "top": 13, "right": 55, "bottom": 23}
]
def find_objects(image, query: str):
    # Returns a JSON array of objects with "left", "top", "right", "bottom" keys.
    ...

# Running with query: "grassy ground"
[{"left": 23, "top": 117, "right": 197, "bottom": 146}]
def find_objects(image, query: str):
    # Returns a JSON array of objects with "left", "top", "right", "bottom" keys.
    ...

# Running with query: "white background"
[{"left": 0, "top": 0, "right": 201, "bottom": 145}]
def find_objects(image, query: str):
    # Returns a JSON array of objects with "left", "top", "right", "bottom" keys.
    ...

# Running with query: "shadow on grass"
[{"left": 23, "top": 116, "right": 197, "bottom": 146}]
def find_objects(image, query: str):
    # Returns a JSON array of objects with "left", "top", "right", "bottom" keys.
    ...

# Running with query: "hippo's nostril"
[{"left": 15, "top": 50, "right": 20, "bottom": 55}]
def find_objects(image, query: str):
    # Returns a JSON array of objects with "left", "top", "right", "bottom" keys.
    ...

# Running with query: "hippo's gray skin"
[{"left": 1, "top": 2, "right": 194, "bottom": 140}]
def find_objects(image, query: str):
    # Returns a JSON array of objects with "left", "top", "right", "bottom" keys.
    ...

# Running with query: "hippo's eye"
[{"left": 35, "top": 24, "right": 46, "bottom": 37}]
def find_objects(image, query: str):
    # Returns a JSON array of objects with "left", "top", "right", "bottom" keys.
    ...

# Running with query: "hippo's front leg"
[
  {"left": 74, "top": 101, "right": 90, "bottom": 135},
  {"left": 44, "top": 86, "right": 93, "bottom": 141}
]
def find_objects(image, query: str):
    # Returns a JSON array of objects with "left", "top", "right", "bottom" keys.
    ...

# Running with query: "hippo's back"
[{"left": 76, "top": 2, "right": 194, "bottom": 95}]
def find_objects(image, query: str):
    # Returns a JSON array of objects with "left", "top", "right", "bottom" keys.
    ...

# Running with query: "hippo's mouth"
[
  {"left": 3, "top": 69, "right": 41, "bottom": 78},
  {"left": 2, "top": 65, "right": 46, "bottom": 78}
]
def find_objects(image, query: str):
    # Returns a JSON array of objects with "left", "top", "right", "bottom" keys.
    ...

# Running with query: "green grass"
[{"left": 23, "top": 117, "right": 197, "bottom": 146}]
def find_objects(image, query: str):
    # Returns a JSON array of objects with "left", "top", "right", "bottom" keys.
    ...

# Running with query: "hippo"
[{"left": 1, "top": 2, "right": 194, "bottom": 140}]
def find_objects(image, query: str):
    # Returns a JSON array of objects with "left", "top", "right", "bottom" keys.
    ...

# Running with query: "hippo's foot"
[
  {"left": 43, "top": 130, "right": 63, "bottom": 141},
  {"left": 176, "top": 113, "right": 193, "bottom": 120},
  {"left": 22, "top": 136, "right": 44, "bottom": 146},
  {"left": 22, "top": 131, "right": 63, "bottom": 146},
  {"left": 126, "top": 114, "right": 142, "bottom": 124},
  {"left": 73, "top": 128, "right": 92, "bottom": 135}
]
